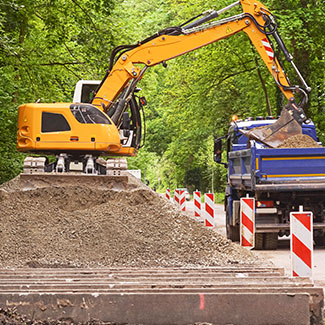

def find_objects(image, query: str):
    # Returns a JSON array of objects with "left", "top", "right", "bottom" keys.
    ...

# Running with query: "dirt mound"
[
  {"left": 0, "top": 175, "right": 257, "bottom": 268},
  {"left": 277, "top": 134, "right": 321, "bottom": 148}
]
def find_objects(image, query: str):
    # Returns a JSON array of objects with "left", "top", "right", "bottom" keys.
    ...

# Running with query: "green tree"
[{"left": 0, "top": 0, "right": 117, "bottom": 183}]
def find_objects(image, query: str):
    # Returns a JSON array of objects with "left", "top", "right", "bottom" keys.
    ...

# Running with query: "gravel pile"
[
  {"left": 0, "top": 175, "right": 258, "bottom": 268},
  {"left": 277, "top": 134, "right": 321, "bottom": 148}
]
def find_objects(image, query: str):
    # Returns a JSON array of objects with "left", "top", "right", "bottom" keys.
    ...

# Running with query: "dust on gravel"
[
  {"left": 0, "top": 174, "right": 258, "bottom": 268},
  {"left": 277, "top": 134, "right": 321, "bottom": 148}
]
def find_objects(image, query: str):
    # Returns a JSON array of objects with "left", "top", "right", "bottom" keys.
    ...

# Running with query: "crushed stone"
[{"left": 0, "top": 174, "right": 258, "bottom": 268}]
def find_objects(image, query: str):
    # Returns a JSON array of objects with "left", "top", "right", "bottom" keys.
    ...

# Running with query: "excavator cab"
[{"left": 17, "top": 102, "right": 122, "bottom": 155}]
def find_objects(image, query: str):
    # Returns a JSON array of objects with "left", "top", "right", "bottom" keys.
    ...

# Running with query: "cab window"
[
  {"left": 42, "top": 112, "right": 71, "bottom": 132},
  {"left": 70, "top": 104, "right": 111, "bottom": 124}
]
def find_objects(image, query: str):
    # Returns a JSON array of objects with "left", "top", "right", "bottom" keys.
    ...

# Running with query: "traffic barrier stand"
[
  {"left": 174, "top": 189, "right": 180, "bottom": 205},
  {"left": 166, "top": 188, "right": 171, "bottom": 201},
  {"left": 204, "top": 193, "right": 214, "bottom": 227},
  {"left": 179, "top": 190, "right": 186, "bottom": 211},
  {"left": 290, "top": 206, "right": 313, "bottom": 278},
  {"left": 240, "top": 197, "right": 255, "bottom": 249},
  {"left": 193, "top": 191, "right": 201, "bottom": 218}
]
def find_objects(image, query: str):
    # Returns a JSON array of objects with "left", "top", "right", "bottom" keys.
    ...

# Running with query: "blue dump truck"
[{"left": 215, "top": 118, "right": 325, "bottom": 249}]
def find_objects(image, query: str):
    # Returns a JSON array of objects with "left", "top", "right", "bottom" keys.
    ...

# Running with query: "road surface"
[{"left": 185, "top": 200, "right": 325, "bottom": 290}]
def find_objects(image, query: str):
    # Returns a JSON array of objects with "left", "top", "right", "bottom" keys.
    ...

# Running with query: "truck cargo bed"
[{"left": 229, "top": 146, "right": 325, "bottom": 192}]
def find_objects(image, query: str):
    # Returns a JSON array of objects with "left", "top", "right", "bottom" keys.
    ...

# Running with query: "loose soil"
[
  {"left": 277, "top": 134, "right": 321, "bottom": 148},
  {"left": 0, "top": 174, "right": 257, "bottom": 268}
]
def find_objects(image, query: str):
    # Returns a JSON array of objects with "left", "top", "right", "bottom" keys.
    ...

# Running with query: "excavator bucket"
[{"left": 240, "top": 105, "right": 303, "bottom": 148}]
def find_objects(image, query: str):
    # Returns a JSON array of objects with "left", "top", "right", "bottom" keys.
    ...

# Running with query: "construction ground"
[{"left": 0, "top": 174, "right": 324, "bottom": 324}]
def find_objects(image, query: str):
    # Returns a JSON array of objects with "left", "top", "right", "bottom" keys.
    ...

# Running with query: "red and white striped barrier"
[
  {"left": 290, "top": 206, "right": 313, "bottom": 278},
  {"left": 166, "top": 188, "right": 171, "bottom": 200},
  {"left": 240, "top": 197, "right": 255, "bottom": 249},
  {"left": 174, "top": 189, "right": 180, "bottom": 205},
  {"left": 194, "top": 191, "right": 201, "bottom": 218},
  {"left": 179, "top": 190, "right": 186, "bottom": 211},
  {"left": 262, "top": 38, "right": 274, "bottom": 61},
  {"left": 204, "top": 193, "right": 214, "bottom": 227}
]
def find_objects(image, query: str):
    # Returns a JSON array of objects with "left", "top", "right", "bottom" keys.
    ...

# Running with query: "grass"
[
  {"left": 197, "top": 192, "right": 225, "bottom": 204},
  {"left": 214, "top": 192, "right": 225, "bottom": 204}
]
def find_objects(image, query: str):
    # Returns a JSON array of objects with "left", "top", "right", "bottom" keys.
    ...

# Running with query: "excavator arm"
[{"left": 92, "top": 0, "right": 310, "bottom": 147}]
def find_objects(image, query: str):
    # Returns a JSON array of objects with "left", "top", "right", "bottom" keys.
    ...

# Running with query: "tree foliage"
[{"left": 0, "top": 0, "right": 116, "bottom": 183}]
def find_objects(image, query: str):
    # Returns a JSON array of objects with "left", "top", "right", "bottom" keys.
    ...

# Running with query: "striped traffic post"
[
  {"left": 179, "top": 190, "right": 186, "bottom": 211},
  {"left": 204, "top": 193, "right": 214, "bottom": 227},
  {"left": 174, "top": 189, "right": 180, "bottom": 205},
  {"left": 166, "top": 188, "right": 171, "bottom": 200},
  {"left": 194, "top": 191, "right": 201, "bottom": 218},
  {"left": 290, "top": 206, "right": 313, "bottom": 278},
  {"left": 240, "top": 197, "right": 255, "bottom": 249}
]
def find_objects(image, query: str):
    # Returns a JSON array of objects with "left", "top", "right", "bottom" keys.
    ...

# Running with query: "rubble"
[{"left": 0, "top": 175, "right": 258, "bottom": 268}]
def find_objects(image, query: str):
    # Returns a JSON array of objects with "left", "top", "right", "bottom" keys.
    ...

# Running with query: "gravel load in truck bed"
[
  {"left": 277, "top": 134, "right": 321, "bottom": 148},
  {"left": 0, "top": 175, "right": 258, "bottom": 268}
]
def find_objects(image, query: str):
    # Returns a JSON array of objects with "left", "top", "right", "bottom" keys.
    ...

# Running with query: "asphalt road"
[{"left": 185, "top": 199, "right": 325, "bottom": 290}]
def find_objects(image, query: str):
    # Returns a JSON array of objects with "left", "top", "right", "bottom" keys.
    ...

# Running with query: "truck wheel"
[
  {"left": 226, "top": 224, "right": 240, "bottom": 242},
  {"left": 225, "top": 204, "right": 239, "bottom": 242},
  {"left": 254, "top": 233, "right": 264, "bottom": 250},
  {"left": 264, "top": 233, "right": 278, "bottom": 250},
  {"left": 314, "top": 234, "right": 325, "bottom": 247}
]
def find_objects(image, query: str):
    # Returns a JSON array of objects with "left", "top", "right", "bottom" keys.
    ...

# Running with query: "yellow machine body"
[{"left": 17, "top": 103, "right": 134, "bottom": 156}]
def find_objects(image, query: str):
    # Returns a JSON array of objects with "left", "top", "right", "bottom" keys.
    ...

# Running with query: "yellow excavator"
[{"left": 17, "top": 0, "right": 310, "bottom": 175}]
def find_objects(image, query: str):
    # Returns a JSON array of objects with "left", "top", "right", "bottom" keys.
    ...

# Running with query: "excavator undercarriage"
[
  {"left": 23, "top": 155, "right": 128, "bottom": 175},
  {"left": 21, "top": 156, "right": 130, "bottom": 190}
]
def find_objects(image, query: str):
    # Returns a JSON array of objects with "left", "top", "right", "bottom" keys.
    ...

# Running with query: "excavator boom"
[{"left": 91, "top": 0, "right": 309, "bottom": 149}]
